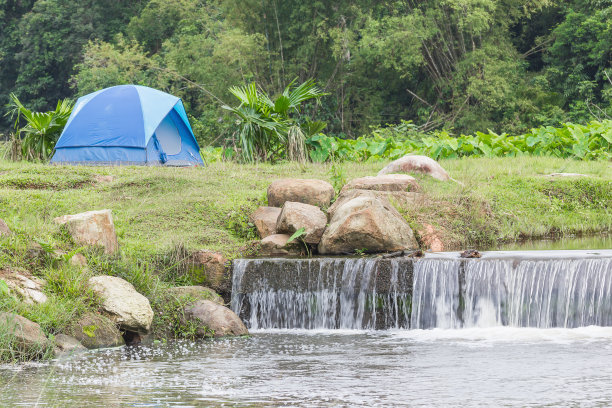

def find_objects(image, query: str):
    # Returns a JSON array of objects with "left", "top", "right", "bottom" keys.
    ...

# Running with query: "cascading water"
[
  {"left": 413, "top": 257, "right": 612, "bottom": 329},
  {"left": 231, "top": 257, "right": 412, "bottom": 329},
  {"left": 231, "top": 251, "right": 612, "bottom": 330}
]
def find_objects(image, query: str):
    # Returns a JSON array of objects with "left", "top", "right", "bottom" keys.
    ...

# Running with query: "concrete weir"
[{"left": 231, "top": 250, "right": 612, "bottom": 330}]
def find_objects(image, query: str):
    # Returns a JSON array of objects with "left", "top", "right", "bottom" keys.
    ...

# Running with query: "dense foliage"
[
  {"left": 1, "top": 0, "right": 610, "bottom": 142},
  {"left": 5, "top": 94, "right": 73, "bottom": 160},
  {"left": 203, "top": 120, "right": 612, "bottom": 162},
  {"left": 222, "top": 79, "right": 326, "bottom": 162}
]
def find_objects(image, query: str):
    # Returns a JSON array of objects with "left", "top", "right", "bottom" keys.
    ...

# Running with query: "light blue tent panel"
[{"left": 51, "top": 85, "right": 204, "bottom": 166}]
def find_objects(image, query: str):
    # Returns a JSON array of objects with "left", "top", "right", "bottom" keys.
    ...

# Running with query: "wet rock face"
[
  {"left": 318, "top": 195, "right": 418, "bottom": 255},
  {"left": 0, "top": 312, "right": 48, "bottom": 353},
  {"left": 187, "top": 250, "right": 230, "bottom": 293},
  {"left": 378, "top": 155, "right": 450, "bottom": 181},
  {"left": 67, "top": 312, "right": 125, "bottom": 349},
  {"left": 276, "top": 201, "right": 327, "bottom": 244},
  {"left": 88, "top": 276, "right": 154, "bottom": 333},
  {"left": 340, "top": 174, "right": 419, "bottom": 194},
  {"left": 183, "top": 300, "right": 248, "bottom": 338},
  {"left": 250, "top": 206, "right": 281, "bottom": 238},
  {"left": 267, "top": 179, "right": 335, "bottom": 208},
  {"left": 0, "top": 268, "right": 48, "bottom": 305},
  {"left": 54, "top": 209, "right": 119, "bottom": 254},
  {"left": 259, "top": 234, "right": 302, "bottom": 256}
]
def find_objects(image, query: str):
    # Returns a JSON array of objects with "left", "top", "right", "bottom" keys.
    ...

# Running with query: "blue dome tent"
[{"left": 51, "top": 85, "right": 204, "bottom": 166}]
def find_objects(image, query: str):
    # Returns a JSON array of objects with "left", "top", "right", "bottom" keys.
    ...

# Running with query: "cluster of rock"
[
  {"left": 251, "top": 155, "right": 450, "bottom": 255},
  {"left": 0, "top": 208, "right": 247, "bottom": 358}
]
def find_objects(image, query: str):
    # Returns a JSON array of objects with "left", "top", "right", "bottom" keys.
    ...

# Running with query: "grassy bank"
[{"left": 0, "top": 156, "right": 610, "bottom": 360}]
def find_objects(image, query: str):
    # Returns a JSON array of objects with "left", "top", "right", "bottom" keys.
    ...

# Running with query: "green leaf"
[
  {"left": 0, "top": 279, "right": 10, "bottom": 297},
  {"left": 286, "top": 227, "right": 306, "bottom": 243}
]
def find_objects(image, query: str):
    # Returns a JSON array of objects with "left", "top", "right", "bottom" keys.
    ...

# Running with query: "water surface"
[{"left": 2, "top": 328, "right": 612, "bottom": 407}]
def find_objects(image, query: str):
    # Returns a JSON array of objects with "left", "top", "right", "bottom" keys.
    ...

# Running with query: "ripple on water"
[{"left": 1, "top": 329, "right": 612, "bottom": 407}]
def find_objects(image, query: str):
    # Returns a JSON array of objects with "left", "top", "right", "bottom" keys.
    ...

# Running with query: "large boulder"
[
  {"left": 259, "top": 234, "right": 302, "bottom": 256},
  {"left": 0, "top": 268, "right": 47, "bottom": 305},
  {"left": 187, "top": 250, "right": 230, "bottom": 293},
  {"left": 340, "top": 174, "right": 419, "bottom": 194},
  {"left": 249, "top": 206, "right": 281, "bottom": 238},
  {"left": 276, "top": 202, "right": 327, "bottom": 244},
  {"left": 318, "top": 195, "right": 418, "bottom": 255},
  {"left": 0, "top": 313, "right": 49, "bottom": 356},
  {"left": 67, "top": 312, "right": 124, "bottom": 349},
  {"left": 0, "top": 219, "right": 11, "bottom": 236},
  {"left": 88, "top": 276, "right": 154, "bottom": 333},
  {"left": 54, "top": 209, "right": 119, "bottom": 254},
  {"left": 267, "top": 179, "right": 335, "bottom": 208},
  {"left": 166, "top": 285, "right": 224, "bottom": 305},
  {"left": 327, "top": 189, "right": 420, "bottom": 220},
  {"left": 183, "top": 300, "right": 248, "bottom": 338},
  {"left": 378, "top": 155, "right": 451, "bottom": 181}
]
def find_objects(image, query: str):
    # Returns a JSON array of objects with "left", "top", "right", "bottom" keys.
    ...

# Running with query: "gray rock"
[
  {"left": 267, "top": 179, "right": 335, "bottom": 208},
  {"left": 0, "top": 268, "right": 48, "bottom": 305},
  {"left": 378, "top": 155, "right": 451, "bottom": 181},
  {"left": 318, "top": 195, "right": 418, "bottom": 255},
  {"left": 67, "top": 312, "right": 124, "bottom": 349},
  {"left": 54, "top": 209, "right": 119, "bottom": 254},
  {"left": 327, "top": 189, "right": 420, "bottom": 220},
  {"left": 183, "top": 300, "right": 248, "bottom": 338},
  {"left": 88, "top": 276, "right": 154, "bottom": 333},
  {"left": 0, "top": 312, "right": 48, "bottom": 354},
  {"left": 54, "top": 334, "right": 87, "bottom": 356},
  {"left": 187, "top": 250, "right": 230, "bottom": 293},
  {"left": 276, "top": 201, "right": 327, "bottom": 244},
  {"left": 249, "top": 206, "right": 281, "bottom": 238},
  {"left": 259, "top": 234, "right": 302, "bottom": 256},
  {"left": 340, "top": 174, "right": 419, "bottom": 194}
]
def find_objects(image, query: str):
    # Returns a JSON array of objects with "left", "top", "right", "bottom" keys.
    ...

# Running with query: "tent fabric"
[{"left": 51, "top": 85, "right": 204, "bottom": 166}]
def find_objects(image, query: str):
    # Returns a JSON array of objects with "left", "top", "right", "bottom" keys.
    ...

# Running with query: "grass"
[{"left": 0, "top": 156, "right": 609, "bottom": 361}]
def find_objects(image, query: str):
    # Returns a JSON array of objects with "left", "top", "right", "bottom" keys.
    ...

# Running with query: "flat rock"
[
  {"left": 249, "top": 206, "right": 281, "bottom": 238},
  {"left": 340, "top": 174, "right": 418, "bottom": 194},
  {"left": 0, "top": 219, "right": 11, "bottom": 236},
  {"left": 276, "top": 202, "right": 327, "bottom": 244},
  {"left": 54, "top": 334, "right": 87, "bottom": 356},
  {"left": 0, "top": 313, "right": 48, "bottom": 353},
  {"left": 318, "top": 195, "right": 418, "bottom": 255},
  {"left": 328, "top": 189, "right": 420, "bottom": 220},
  {"left": 166, "top": 286, "right": 224, "bottom": 305},
  {"left": 183, "top": 300, "right": 248, "bottom": 338},
  {"left": 88, "top": 276, "right": 154, "bottom": 333},
  {"left": 54, "top": 209, "right": 119, "bottom": 254},
  {"left": 378, "top": 155, "right": 451, "bottom": 181},
  {"left": 67, "top": 312, "right": 124, "bottom": 349},
  {"left": 187, "top": 250, "right": 230, "bottom": 294},
  {"left": 259, "top": 234, "right": 302, "bottom": 256},
  {"left": 0, "top": 268, "right": 48, "bottom": 305},
  {"left": 267, "top": 179, "right": 335, "bottom": 208}
]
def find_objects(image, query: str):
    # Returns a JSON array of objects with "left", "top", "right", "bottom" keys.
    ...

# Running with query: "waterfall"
[
  {"left": 231, "top": 258, "right": 412, "bottom": 329},
  {"left": 411, "top": 257, "right": 612, "bottom": 329},
  {"left": 231, "top": 253, "right": 612, "bottom": 330}
]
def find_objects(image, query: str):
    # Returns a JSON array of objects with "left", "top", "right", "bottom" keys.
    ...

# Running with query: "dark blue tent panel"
[{"left": 51, "top": 85, "right": 204, "bottom": 166}]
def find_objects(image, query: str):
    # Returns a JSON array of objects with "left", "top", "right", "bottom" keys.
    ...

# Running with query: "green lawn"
[{"left": 0, "top": 157, "right": 610, "bottom": 259}]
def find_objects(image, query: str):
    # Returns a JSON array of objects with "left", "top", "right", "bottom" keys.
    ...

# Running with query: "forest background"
[{"left": 1, "top": 0, "right": 610, "bottom": 145}]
